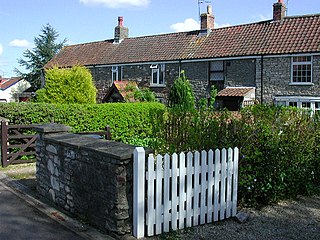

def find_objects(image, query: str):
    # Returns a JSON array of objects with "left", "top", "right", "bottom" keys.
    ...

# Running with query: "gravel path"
[
  {"left": 2, "top": 164, "right": 319, "bottom": 240},
  {"left": 155, "top": 196, "right": 320, "bottom": 240}
]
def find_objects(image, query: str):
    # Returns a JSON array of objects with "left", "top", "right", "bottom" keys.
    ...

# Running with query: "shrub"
[
  {"left": 36, "top": 66, "right": 97, "bottom": 104},
  {"left": 0, "top": 102, "right": 165, "bottom": 144},
  {"left": 150, "top": 104, "right": 320, "bottom": 207},
  {"left": 168, "top": 70, "right": 195, "bottom": 111},
  {"left": 237, "top": 105, "right": 318, "bottom": 206}
]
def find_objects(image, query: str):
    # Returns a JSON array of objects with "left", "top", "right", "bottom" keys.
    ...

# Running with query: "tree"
[
  {"left": 168, "top": 70, "right": 195, "bottom": 111},
  {"left": 35, "top": 66, "right": 97, "bottom": 104},
  {"left": 16, "top": 23, "right": 66, "bottom": 90}
]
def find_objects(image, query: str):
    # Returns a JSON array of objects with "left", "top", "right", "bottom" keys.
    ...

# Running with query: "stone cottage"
[{"left": 46, "top": 0, "right": 320, "bottom": 111}]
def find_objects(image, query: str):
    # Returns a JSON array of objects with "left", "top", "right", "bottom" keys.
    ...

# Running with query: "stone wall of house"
[
  {"left": 89, "top": 66, "right": 113, "bottom": 103},
  {"left": 35, "top": 123, "right": 143, "bottom": 237},
  {"left": 261, "top": 55, "right": 320, "bottom": 103},
  {"left": 225, "top": 59, "right": 256, "bottom": 87},
  {"left": 181, "top": 61, "right": 210, "bottom": 100},
  {"left": 88, "top": 55, "right": 320, "bottom": 105}
]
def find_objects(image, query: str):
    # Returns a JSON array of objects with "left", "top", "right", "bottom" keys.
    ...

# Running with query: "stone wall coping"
[
  {"left": 34, "top": 123, "right": 72, "bottom": 133},
  {"left": 43, "top": 132, "right": 152, "bottom": 161}
]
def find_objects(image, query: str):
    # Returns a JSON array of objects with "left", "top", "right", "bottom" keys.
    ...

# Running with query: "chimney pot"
[
  {"left": 207, "top": 5, "right": 212, "bottom": 15},
  {"left": 114, "top": 16, "right": 129, "bottom": 43},
  {"left": 118, "top": 16, "right": 123, "bottom": 27}
]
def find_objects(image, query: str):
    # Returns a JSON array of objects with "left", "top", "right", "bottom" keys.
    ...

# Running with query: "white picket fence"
[{"left": 133, "top": 147, "right": 239, "bottom": 239}]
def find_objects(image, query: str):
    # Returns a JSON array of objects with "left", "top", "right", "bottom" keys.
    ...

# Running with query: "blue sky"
[{"left": 0, "top": 0, "right": 319, "bottom": 77}]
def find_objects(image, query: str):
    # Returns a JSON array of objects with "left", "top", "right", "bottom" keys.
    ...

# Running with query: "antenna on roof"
[
  {"left": 197, "top": 0, "right": 212, "bottom": 24},
  {"left": 286, "top": 0, "right": 289, "bottom": 16}
]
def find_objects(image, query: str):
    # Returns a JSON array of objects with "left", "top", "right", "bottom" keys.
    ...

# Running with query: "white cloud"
[
  {"left": 79, "top": 0, "right": 150, "bottom": 8},
  {"left": 170, "top": 18, "right": 231, "bottom": 32},
  {"left": 253, "top": 14, "right": 272, "bottom": 22},
  {"left": 9, "top": 39, "right": 31, "bottom": 48},
  {"left": 170, "top": 18, "right": 200, "bottom": 32},
  {"left": 0, "top": 43, "right": 3, "bottom": 55},
  {"left": 215, "top": 23, "right": 231, "bottom": 29}
]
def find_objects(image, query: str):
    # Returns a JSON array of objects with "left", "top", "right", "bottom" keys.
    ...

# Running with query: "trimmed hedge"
[{"left": 0, "top": 102, "right": 165, "bottom": 143}]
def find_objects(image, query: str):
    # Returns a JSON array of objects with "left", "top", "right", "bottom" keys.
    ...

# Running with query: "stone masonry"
[
  {"left": 35, "top": 123, "right": 149, "bottom": 237},
  {"left": 88, "top": 55, "right": 320, "bottom": 105}
]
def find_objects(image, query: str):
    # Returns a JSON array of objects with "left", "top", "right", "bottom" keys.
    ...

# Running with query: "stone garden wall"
[{"left": 35, "top": 123, "right": 146, "bottom": 237}]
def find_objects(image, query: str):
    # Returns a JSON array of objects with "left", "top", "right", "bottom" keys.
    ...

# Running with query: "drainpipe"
[
  {"left": 178, "top": 60, "right": 182, "bottom": 77},
  {"left": 260, "top": 55, "right": 264, "bottom": 104}
]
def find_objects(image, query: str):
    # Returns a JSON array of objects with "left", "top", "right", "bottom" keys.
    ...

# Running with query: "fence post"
[
  {"left": 105, "top": 125, "right": 112, "bottom": 140},
  {"left": 133, "top": 147, "right": 146, "bottom": 239},
  {"left": 1, "top": 120, "right": 9, "bottom": 167}
]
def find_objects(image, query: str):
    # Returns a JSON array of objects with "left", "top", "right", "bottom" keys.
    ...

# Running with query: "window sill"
[
  {"left": 289, "top": 82, "right": 314, "bottom": 86},
  {"left": 150, "top": 84, "right": 166, "bottom": 88}
]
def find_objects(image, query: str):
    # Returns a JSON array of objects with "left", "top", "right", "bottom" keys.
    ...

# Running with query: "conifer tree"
[{"left": 16, "top": 24, "right": 66, "bottom": 90}]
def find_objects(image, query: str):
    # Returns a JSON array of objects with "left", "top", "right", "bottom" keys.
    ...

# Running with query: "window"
[
  {"left": 210, "top": 61, "right": 224, "bottom": 81},
  {"left": 111, "top": 66, "right": 122, "bottom": 82},
  {"left": 289, "top": 102, "right": 298, "bottom": 107},
  {"left": 315, "top": 102, "right": 320, "bottom": 115},
  {"left": 275, "top": 96, "right": 320, "bottom": 115},
  {"left": 150, "top": 64, "right": 165, "bottom": 86},
  {"left": 291, "top": 56, "right": 312, "bottom": 83}
]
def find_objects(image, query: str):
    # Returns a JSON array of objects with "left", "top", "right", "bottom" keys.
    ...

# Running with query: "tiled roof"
[
  {"left": 46, "top": 14, "right": 320, "bottom": 68},
  {"left": 0, "top": 77, "right": 21, "bottom": 90},
  {"left": 46, "top": 40, "right": 117, "bottom": 68},
  {"left": 217, "top": 87, "right": 254, "bottom": 97}
]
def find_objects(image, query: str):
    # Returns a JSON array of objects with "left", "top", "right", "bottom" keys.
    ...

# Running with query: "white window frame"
[
  {"left": 275, "top": 96, "right": 320, "bottom": 114},
  {"left": 209, "top": 60, "right": 224, "bottom": 81},
  {"left": 150, "top": 64, "right": 165, "bottom": 86},
  {"left": 111, "top": 66, "right": 122, "bottom": 82},
  {"left": 290, "top": 55, "right": 313, "bottom": 85}
]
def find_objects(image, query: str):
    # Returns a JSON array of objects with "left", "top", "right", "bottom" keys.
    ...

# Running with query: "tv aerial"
[{"left": 197, "top": 0, "right": 212, "bottom": 23}]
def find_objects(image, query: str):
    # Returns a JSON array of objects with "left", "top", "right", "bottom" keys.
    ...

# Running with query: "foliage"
[
  {"left": 150, "top": 109, "right": 234, "bottom": 154},
  {"left": 0, "top": 102, "right": 165, "bottom": 144},
  {"left": 123, "top": 83, "right": 157, "bottom": 102},
  {"left": 168, "top": 70, "right": 195, "bottom": 111},
  {"left": 150, "top": 104, "right": 320, "bottom": 207},
  {"left": 15, "top": 23, "right": 67, "bottom": 90},
  {"left": 35, "top": 66, "right": 97, "bottom": 104},
  {"left": 237, "top": 105, "right": 319, "bottom": 206},
  {"left": 198, "top": 85, "right": 218, "bottom": 110},
  {"left": 133, "top": 88, "right": 157, "bottom": 102}
]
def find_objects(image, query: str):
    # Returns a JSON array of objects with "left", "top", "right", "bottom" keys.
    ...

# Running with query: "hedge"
[{"left": 0, "top": 102, "right": 165, "bottom": 143}]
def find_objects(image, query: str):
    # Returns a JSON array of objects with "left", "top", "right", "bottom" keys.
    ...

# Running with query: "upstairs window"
[
  {"left": 291, "top": 56, "right": 312, "bottom": 83},
  {"left": 150, "top": 64, "right": 165, "bottom": 86},
  {"left": 112, "top": 66, "right": 122, "bottom": 82},
  {"left": 210, "top": 61, "right": 224, "bottom": 81}
]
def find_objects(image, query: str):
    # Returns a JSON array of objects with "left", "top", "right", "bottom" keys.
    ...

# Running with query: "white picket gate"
[{"left": 133, "top": 147, "right": 239, "bottom": 238}]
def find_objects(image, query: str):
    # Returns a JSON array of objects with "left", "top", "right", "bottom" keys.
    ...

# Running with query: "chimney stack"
[
  {"left": 273, "top": 0, "right": 286, "bottom": 21},
  {"left": 200, "top": 5, "right": 215, "bottom": 30},
  {"left": 114, "top": 16, "right": 128, "bottom": 43}
]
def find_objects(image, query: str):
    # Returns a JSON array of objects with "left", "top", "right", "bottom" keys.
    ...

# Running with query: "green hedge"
[{"left": 0, "top": 102, "right": 165, "bottom": 143}]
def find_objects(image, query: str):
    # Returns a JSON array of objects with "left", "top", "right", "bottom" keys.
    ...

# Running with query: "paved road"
[{"left": 0, "top": 182, "right": 87, "bottom": 240}]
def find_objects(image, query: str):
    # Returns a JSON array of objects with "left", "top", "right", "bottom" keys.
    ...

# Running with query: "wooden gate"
[
  {"left": 1, "top": 120, "right": 38, "bottom": 167},
  {"left": 1, "top": 120, "right": 113, "bottom": 168}
]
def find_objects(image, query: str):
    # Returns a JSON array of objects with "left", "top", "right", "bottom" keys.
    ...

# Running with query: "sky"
[{"left": 0, "top": 0, "right": 319, "bottom": 77}]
